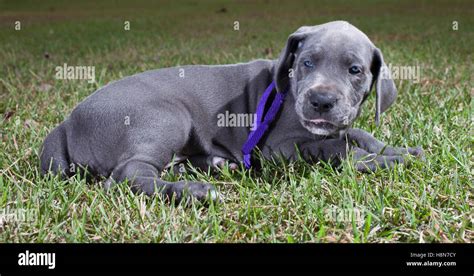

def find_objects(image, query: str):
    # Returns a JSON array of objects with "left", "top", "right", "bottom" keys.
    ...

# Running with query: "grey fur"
[{"left": 40, "top": 21, "right": 423, "bottom": 202}]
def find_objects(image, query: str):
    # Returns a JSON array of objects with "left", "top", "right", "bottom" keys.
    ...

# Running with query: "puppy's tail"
[{"left": 40, "top": 124, "right": 71, "bottom": 178}]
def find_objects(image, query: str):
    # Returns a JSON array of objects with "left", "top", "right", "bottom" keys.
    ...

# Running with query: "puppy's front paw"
[
  {"left": 355, "top": 154, "right": 405, "bottom": 172},
  {"left": 187, "top": 182, "right": 219, "bottom": 202},
  {"left": 172, "top": 181, "right": 222, "bottom": 203},
  {"left": 211, "top": 156, "right": 238, "bottom": 171}
]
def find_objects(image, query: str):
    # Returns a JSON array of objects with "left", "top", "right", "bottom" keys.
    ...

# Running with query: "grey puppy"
[{"left": 40, "top": 21, "right": 423, "bottom": 202}]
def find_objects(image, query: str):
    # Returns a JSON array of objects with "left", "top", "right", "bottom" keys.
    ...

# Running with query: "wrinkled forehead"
[{"left": 299, "top": 24, "right": 375, "bottom": 63}]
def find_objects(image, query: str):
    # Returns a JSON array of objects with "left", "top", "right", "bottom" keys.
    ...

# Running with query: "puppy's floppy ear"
[
  {"left": 370, "top": 47, "right": 397, "bottom": 125},
  {"left": 274, "top": 26, "right": 313, "bottom": 93}
]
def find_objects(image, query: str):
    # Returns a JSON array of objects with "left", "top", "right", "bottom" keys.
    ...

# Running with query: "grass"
[{"left": 0, "top": 0, "right": 472, "bottom": 243}]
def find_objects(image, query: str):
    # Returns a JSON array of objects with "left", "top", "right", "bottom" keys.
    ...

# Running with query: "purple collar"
[{"left": 241, "top": 81, "right": 287, "bottom": 168}]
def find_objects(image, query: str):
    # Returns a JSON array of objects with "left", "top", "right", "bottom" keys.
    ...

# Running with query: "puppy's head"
[{"left": 274, "top": 21, "right": 397, "bottom": 136}]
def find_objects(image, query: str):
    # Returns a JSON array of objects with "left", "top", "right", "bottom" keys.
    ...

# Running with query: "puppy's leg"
[
  {"left": 170, "top": 155, "right": 239, "bottom": 174},
  {"left": 347, "top": 128, "right": 423, "bottom": 157},
  {"left": 352, "top": 147, "right": 406, "bottom": 172},
  {"left": 264, "top": 138, "right": 348, "bottom": 165},
  {"left": 266, "top": 136, "right": 413, "bottom": 173},
  {"left": 40, "top": 124, "right": 73, "bottom": 178},
  {"left": 105, "top": 110, "right": 219, "bottom": 202},
  {"left": 110, "top": 159, "right": 218, "bottom": 202}
]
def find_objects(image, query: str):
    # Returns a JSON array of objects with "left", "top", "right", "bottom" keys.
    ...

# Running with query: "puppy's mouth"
[
  {"left": 305, "top": 118, "right": 336, "bottom": 128},
  {"left": 301, "top": 118, "right": 338, "bottom": 135}
]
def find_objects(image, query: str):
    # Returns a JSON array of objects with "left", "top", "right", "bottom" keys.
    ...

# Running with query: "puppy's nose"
[{"left": 309, "top": 92, "right": 338, "bottom": 113}]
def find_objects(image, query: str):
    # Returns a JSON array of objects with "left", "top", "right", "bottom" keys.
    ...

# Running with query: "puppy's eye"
[
  {"left": 303, "top": 60, "right": 314, "bottom": 68},
  {"left": 349, "top": 65, "right": 362, "bottom": 75}
]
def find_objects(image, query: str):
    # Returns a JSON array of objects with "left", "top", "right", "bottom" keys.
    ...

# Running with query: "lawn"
[{"left": 0, "top": 0, "right": 472, "bottom": 242}]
